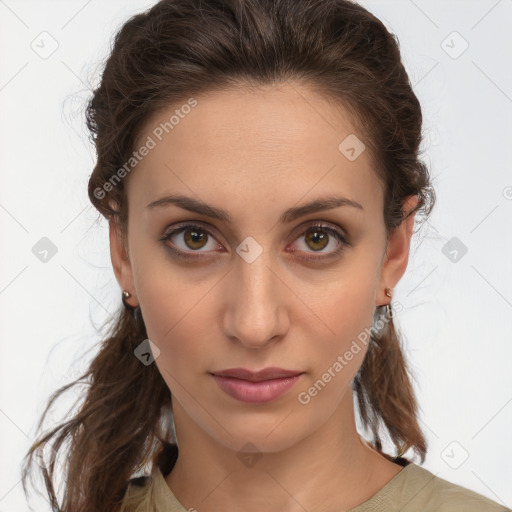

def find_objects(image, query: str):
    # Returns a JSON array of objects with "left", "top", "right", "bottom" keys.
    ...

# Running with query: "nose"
[{"left": 222, "top": 252, "right": 290, "bottom": 349}]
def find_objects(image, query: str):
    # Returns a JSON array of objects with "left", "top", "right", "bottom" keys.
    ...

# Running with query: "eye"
[
  {"left": 159, "top": 221, "right": 350, "bottom": 261},
  {"left": 288, "top": 222, "right": 350, "bottom": 261},
  {"left": 160, "top": 223, "right": 222, "bottom": 260}
]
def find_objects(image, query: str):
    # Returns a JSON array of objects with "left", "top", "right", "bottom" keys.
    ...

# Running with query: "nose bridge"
[{"left": 224, "top": 246, "right": 287, "bottom": 348}]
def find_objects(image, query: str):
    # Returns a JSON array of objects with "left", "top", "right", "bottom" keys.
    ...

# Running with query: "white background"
[{"left": 1, "top": 0, "right": 511, "bottom": 510}]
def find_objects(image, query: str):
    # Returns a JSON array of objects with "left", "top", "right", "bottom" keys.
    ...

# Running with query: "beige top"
[{"left": 121, "top": 461, "right": 510, "bottom": 512}]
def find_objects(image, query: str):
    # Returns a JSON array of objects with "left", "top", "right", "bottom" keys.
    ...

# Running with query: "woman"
[{"left": 21, "top": 0, "right": 510, "bottom": 511}]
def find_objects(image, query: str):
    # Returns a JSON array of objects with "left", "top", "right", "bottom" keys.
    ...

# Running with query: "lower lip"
[{"left": 212, "top": 374, "right": 303, "bottom": 403}]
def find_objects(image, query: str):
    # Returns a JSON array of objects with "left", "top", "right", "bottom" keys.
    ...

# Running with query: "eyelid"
[
  {"left": 293, "top": 219, "right": 350, "bottom": 239},
  {"left": 160, "top": 220, "right": 224, "bottom": 246}
]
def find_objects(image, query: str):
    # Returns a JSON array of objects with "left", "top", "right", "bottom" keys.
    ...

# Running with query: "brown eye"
[
  {"left": 160, "top": 223, "right": 222, "bottom": 260},
  {"left": 160, "top": 221, "right": 350, "bottom": 262},
  {"left": 182, "top": 228, "right": 209, "bottom": 250},
  {"left": 304, "top": 229, "right": 330, "bottom": 252},
  {"left": 289, "top": 223, "right": 350, "bottom": 261}
]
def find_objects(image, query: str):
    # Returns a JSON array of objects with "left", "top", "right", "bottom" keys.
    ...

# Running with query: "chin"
[{"left": 207, "top": 422, "right": 307, "bottom": 456}]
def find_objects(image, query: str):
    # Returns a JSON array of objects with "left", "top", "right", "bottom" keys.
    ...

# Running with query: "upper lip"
[{"left": 211, "top": 367, "right": 304, "bottom": 382}]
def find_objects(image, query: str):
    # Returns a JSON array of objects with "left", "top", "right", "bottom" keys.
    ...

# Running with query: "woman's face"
[{"left": 111, "top": 82, "right": 415, "bottom": 454}]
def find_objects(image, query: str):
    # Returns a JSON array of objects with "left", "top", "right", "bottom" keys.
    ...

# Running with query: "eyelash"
[{"left": 159, "top": 222, "right": 351, "bottom": 262}]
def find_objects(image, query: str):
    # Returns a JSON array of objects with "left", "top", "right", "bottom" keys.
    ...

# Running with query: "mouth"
[{"left": 210, "top": 367, "right": 304, "bottom": 403}]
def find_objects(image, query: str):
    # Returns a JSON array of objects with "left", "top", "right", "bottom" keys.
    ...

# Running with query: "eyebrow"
[{"left": 145, "top": 194, "right": 363, "bottom": 223}]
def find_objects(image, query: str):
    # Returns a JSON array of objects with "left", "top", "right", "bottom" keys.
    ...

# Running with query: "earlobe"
[{"left": 109, "top": 220, "right": 136, "bottom": 301}]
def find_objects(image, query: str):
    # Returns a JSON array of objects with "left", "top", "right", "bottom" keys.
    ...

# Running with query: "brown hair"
[{"left": 21, "top": 0, "right": 435, "bottom": 510}]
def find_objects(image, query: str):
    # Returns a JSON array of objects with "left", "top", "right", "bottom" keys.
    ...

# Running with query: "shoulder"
[
  {"left": 400, "top": 464, "right": 510, "bottom": 512},
  {"left": 120, "top": 474, "right": 155, "bottom": 512},
  {"left": 130, "top": 476, "right": 152, "bottom": 488},
  {"left": 120, "top": 444, "right": 180, "bottom": 512}
]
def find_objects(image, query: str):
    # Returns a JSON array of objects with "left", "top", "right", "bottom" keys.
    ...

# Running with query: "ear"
[
  {"left": 109, "top": 220, "right": 137, "bottom": 308},
  {"left": 376, "top": 195, "right": 419, "bottom": 306}
]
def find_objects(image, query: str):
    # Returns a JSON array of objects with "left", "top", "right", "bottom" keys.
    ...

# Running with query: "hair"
[{"left": 21, "top": 0, "right": 436, "bottom": 510}]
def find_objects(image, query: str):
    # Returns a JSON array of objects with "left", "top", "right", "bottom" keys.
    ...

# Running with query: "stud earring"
[
  {"left": 122, "top": 290, "right": 144, "bottom": 330},
  {"left": 384, "top": 287, "right": 392, "bottom": 316},
  {"left": 122, "top": 290, "right": 133, "bottom": 309}
]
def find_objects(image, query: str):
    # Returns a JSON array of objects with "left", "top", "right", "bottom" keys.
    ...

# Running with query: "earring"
[
  {"left": 384, "top": 287, "right": 392, "bottom": 316},
  {"left": 122, "top": 290, "right": 145, "bottom": 331},
  {"left": 122, "top": 290, "right": 133, "bottom": 309}
]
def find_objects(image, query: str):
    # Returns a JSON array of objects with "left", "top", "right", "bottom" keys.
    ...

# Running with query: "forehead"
[{"left": 128, "top": 83, "right": 383, "bottom": 221}]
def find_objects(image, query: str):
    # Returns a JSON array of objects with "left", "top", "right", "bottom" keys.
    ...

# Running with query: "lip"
[
  {"left": 211, "top": 367, "right": 303, "bottom": 382},
  {"left": 210, "top": 367, "right": 304, "bottom": 404}
]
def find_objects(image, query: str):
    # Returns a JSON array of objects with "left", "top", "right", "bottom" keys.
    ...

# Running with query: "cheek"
[
  {"left": 139, "top": 283, "right": 210, "bottom": 354},
  {"left": 318, "top": 256, "right": 381, "bottom": 334},
  {"left": 144, "top": 300, "right": 212, "bottom": 399},
  {"left": 309, "top": 252, "right": 381, "bottom": 376},
  {"left": 296, "top": 292, "right": 375, "bottom": 411},
  {"left": 134, "top": 266, "right": 215, "bottom": 390}
]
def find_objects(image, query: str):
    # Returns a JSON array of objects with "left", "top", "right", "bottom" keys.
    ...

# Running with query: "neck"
[{"left": 165, "top": 391, "right": 404, "bottom": 512}]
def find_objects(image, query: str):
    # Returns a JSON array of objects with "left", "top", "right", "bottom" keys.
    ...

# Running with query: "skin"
[{"left": 110, "top": 81, "right": 418, "bottom": 512}]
